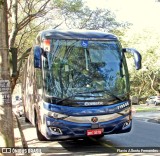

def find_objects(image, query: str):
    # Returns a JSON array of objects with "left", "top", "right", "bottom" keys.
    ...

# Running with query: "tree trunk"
[
  {"left": 0, "top": 0, "right": 15, "bottom": 154},
  {"left": 9, "top": 0, "right": 19, "bottom": 93}
]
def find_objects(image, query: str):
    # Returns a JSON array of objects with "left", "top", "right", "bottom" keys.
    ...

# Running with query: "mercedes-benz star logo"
[{"left": 91, "top": 117, "right": 98, "bottom": 123}]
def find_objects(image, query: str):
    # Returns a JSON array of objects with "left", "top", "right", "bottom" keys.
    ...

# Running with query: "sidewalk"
[
  {"left": 13, "top": 114, "right": 31, "bottom": 156},
  {"left": 13, "top": 114, "right": 23, "bottom": 148}
]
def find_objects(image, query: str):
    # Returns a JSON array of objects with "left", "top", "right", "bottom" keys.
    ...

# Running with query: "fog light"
[
  {"left": 122, "top": 121, "right": 130, "bottom": 129},
  {"left": 49, "top": 127, "right": 62, "bottom": 134}
]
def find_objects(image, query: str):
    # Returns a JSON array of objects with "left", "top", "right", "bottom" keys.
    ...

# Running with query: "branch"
[
  {"left": 9, "top": 0, "right": 18, "bottom": 47},
  {"left": 7, "top": 0, "right": 12, "bottom": 17},
  {"left": 53, "top": 21, "right": 64, "bottom": 29},
  {"left": 17, "top": 47, "right": 32, "bottom": 71},
  {"left": 148, "top": 73, "right": 157, "bottom": 92},
  {"left": 79, "top": 11, "right": 93, "bottom": 29}
]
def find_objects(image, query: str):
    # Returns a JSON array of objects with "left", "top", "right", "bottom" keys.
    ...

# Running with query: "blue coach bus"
[{"left": 22, "top": 29, "right": 141, "bottom": 141}]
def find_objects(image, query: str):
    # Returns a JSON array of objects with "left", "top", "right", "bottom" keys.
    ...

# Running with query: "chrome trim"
[{"left": 64, "top": 108, "right": 130, "bottom": 123}]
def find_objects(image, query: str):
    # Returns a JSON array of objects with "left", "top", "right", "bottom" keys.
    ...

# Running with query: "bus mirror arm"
[
  {"left": 34, "top": 45, "right": 42, "bottom": 68},
  {"left": 123, "top": 48, "right": 142, "bottom": 70}
]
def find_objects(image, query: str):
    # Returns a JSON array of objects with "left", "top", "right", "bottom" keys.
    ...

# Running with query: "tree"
[
  {"left": 123, "top": 28, "right": 160, "bottom": 99},
  {"left": 0, "top": 0, "right": 15, "bottom": 152},
  {"left": 8, "top": 0, "right": 53, "bottom": 92},
  {"left": 7, "top": 0, "right": 128, "bottom": 92},
  {"left": 53, "top": 0, "right": 130, "bottom": 31},
  {"left": 7, "top": 0, "right": 82, "bottom": 91}
]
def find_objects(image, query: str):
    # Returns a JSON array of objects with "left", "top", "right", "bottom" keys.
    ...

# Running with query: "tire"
[
  {"left": 25, "top": 116, "right": 30, "bottom": 122},
  {"left": 35, "top": 113, "right": 47, "bottom": 141},
  {"left": 24, "top": 113, "right": 30, "bottom": 123}
]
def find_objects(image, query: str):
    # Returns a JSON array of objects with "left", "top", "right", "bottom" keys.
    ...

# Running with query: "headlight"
[{"left": 44, "top": 109, "right": 68, "bottom": 119}]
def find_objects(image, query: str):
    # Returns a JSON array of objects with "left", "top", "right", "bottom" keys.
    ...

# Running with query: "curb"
[
  {"left": 14, "top": 115, "right": 28, "bottom": 148},
  {"left": 13, "top": 114, "right": 23, "bottom": 148},
  {"left": 13, "top": 114, "right": 31, "bottom": 156}
]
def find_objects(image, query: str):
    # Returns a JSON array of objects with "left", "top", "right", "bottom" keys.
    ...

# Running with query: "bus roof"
[{"left": 38, "top": 29, "right": 118, "bottom": 41}]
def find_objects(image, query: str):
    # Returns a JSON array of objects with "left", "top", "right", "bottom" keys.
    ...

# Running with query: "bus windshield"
[{"left": 42, "top": 39, "right": 129, "bottom": 102}]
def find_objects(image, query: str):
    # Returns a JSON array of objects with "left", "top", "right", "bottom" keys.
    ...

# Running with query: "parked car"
[{"left": 146, "top": 96, "right": 160, "bottom": 106}]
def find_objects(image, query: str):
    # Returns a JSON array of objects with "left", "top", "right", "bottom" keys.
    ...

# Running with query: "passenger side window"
[{"left": 36, "top": 69, "right": 42, "bottom": 90}]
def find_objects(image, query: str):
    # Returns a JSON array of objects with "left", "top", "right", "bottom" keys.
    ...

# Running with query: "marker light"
[{"left": 43, "top": 39, "right": 51, "bottom": 52}]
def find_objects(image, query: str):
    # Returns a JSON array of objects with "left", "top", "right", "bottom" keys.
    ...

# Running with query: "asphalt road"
[
  {"left": 102, "top": 118, "right": 160, "bottom": 147},
  {"left": 16, "top": 112, "right": 160, "bottom": 156}
]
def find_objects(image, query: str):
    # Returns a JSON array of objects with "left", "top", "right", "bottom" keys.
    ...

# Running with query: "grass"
[
  {"left": 133, "top": 104, "right": 160, "bottom": 112},
  {"left": 136, "top": 107, "right": 158, "bottom": 112}
]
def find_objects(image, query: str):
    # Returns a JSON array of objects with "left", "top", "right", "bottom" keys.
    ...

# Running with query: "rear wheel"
[{"left": 24, "top": 112, "right": 30, "bottom": 123}]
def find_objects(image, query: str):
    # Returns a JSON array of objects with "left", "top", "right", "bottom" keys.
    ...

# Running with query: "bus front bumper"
[{"left": 43, "top": 115, "right": 132, "bottom": 140}]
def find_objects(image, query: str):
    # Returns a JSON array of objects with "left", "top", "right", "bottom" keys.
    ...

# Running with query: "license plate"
[{"left": 87, "top": 129, "right": 103, "bottom": 136}]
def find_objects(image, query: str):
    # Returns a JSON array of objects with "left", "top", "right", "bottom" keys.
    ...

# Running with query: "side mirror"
[
  {"left": 34, "top": 46, "right": 42, "bottom": 68},
  {"left": 123, "top": 48, "right": 142, "bottom": 70}
]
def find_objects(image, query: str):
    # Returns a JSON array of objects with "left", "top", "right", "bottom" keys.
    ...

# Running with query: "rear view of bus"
[{"left": 23, "top": 29, "right": 141, "bottom": 141}]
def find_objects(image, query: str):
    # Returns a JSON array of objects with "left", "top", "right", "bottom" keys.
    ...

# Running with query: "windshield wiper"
[
  {"left": 78, "top": 89, "right": 123, "bottom": 101},
  {"left": 56, "top": 89, "right": 123, "bottom": 104},
  {"left": 56, "top": 94, "right": 102, "bottom": 104}
]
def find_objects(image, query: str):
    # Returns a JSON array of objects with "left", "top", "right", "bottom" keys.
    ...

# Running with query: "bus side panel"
[
  {"left": 22, "top": 61, "right": 28, "bottom": 120},
  {"left": 23, "top": 53, "right": 35, "bottom": 126}
]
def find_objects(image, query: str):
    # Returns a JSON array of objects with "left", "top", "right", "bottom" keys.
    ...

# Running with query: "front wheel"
[{"left": 35, "top": 113, "right": 47, "bottom": 141}]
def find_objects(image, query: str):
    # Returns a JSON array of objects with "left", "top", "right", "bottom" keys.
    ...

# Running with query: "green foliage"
[
  {"left": 123, "top": 28, "right": 160, "bottom": 99},
  {"left": 8, "top": 0, "right": 128, "bottom": 90},
  {"left": 53, "top": 0, "right": 83, "bottom": 12},
  {"left": 136, "top": 106, "right": 159, "bottom": 112},
  {"left": 0, "top": 0, "right": 4, "bottom": 5}
]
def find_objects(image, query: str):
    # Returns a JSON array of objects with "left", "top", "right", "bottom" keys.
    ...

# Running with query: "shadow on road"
[
  {"left": 38, "top": 138, "right": 119, "bottom": 156},
  {"left": 17, "top": 117, "right": 119, "bottom": 155}
]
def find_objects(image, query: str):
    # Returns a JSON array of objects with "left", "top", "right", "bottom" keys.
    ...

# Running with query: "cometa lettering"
[{"left": 84, "top": 102, "right": 103, "bottom": 106}]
